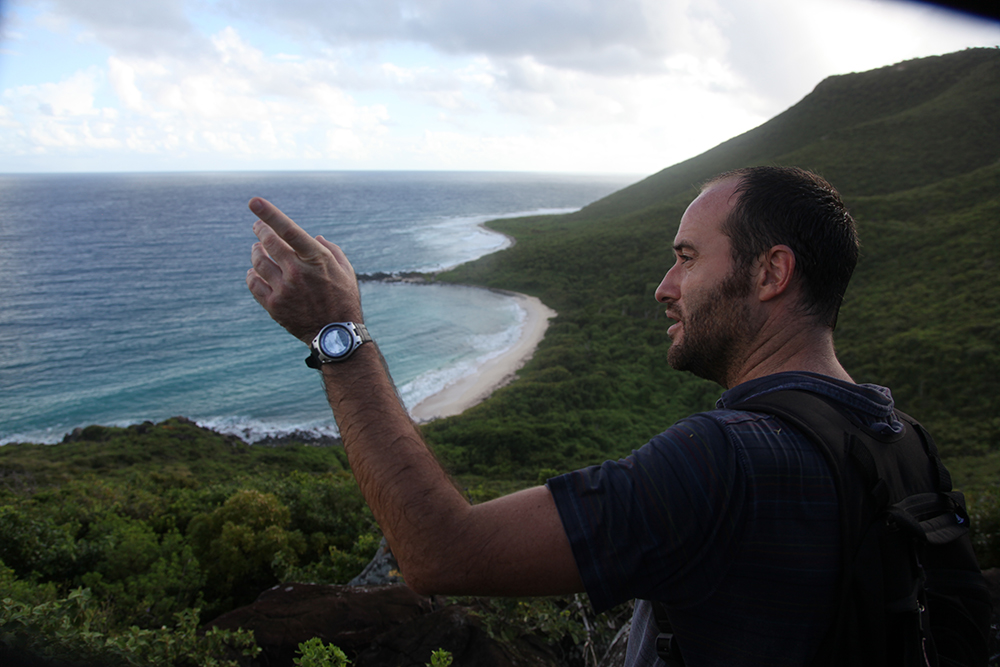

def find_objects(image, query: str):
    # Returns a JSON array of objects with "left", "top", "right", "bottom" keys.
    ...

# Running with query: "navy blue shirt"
[{"left": 547, "top": 372, "right": 900, "bottom": 666}]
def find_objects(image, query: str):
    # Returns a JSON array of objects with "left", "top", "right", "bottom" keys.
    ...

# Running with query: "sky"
[{"left": 0, "top": 0, "right": 997, "bottom": 174}]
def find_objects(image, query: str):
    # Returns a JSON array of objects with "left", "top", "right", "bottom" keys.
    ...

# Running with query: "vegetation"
[
  {"left": 2, "top": 48, "right": 998, "bottom": 664},
  {"left": 0, "top": 419, "right": 380, "bottom": 664},
  {"left": 1, "top": 586, "right": 260, "bottom": 667},
  {"left": 294, "top": 638, "right": 351, "bottom": 666}
]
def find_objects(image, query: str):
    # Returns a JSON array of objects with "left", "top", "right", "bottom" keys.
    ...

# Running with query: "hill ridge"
[{"left": 575, "top": 47, "right": 1000, "bottom": 219}]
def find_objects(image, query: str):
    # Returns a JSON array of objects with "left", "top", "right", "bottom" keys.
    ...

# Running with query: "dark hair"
[{"left": 707, "top": 166, "right": 859, "bottom": 329}]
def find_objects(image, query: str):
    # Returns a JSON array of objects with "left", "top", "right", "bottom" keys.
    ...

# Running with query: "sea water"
[{"left": 0, "top": 171, "right": 638, "bottom": 444}]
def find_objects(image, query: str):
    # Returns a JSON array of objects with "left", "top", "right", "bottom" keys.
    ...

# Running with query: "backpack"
[{"left": 654, "top": 389, "right": 992, "bottom": 666}]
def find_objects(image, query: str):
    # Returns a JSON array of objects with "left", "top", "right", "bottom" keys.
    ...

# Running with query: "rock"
[
  {"left": 355, "top": 603, "right": 557, "bottom": 667},
  {"left": 207, "top": 583, "right": 432, "bottom": 665},
  {"left": 204, "top": 583, "right": 564, "bottom": 667},
  {"left": 348, "top": 537, "right": 404, "bottom": 587}
]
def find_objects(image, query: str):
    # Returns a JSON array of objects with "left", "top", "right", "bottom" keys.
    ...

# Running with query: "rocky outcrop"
[
  {"left": 206, "top": 565, "right": 1000, "bottom": 666},
  {"left": 207, "top": 583, "right": 432, "bottom": 665},
  {"left": 205, "top": 583, "right": 563, "bottom": 667}
]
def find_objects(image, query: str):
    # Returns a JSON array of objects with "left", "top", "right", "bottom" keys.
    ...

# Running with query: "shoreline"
[
  {"left": 409, "top": 292, "right": 556, "bottom": 423},
  {"left": 1, "top": 289, "right": 556, "bottom": 446}
]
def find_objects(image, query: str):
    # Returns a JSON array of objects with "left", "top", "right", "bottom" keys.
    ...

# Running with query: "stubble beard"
[{"left": 667, "top": 267, "right": 755, "bottom": 387}]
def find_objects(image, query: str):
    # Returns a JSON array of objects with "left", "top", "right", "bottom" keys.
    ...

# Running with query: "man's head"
[
  {"left": 711, "top": 166, "right": 859, "bottom": 329},
  {"left": 655, "top": 166, "right": 858, "bottom": 386}
]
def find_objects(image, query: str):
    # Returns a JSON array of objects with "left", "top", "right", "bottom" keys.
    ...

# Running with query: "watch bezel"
[
  {"left": 306, "top": 322, "right": 371, "bottom": 368},
  {"left": 318, "top": 323, "right": 355, "bottom": 360}
]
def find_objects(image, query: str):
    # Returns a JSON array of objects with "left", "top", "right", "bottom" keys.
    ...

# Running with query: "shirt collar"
[{"left": 717, "top": 371, "right": 903, "bottom": 435}]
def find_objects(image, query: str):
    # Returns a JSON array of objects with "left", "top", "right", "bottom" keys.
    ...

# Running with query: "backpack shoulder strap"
[
  {"left": 732, "top": 389, "right": 912, "bottom": 488},
  {"left": 653, "top": 389, "right": 988, "bottom": 666},
  {"left": 730, "top": 389, "right": 943, "bottom": 666},
  {"left": 730, "top": 389, "right": 984, "bottom": 666}
]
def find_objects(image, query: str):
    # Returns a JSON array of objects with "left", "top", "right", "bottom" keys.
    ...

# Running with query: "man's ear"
[{"left": 756, "top": 244, "right": 796, "bottom": 302}]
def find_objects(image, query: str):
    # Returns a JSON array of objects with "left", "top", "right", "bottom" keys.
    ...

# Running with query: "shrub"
[
  {"left": 294, "top": 637, "right": 350, "bottom": 666},
  {"left": 0, "top": 587, "right": 259, "bottom": 667},
  {"left": 0, "top": 505, "right": 78, "bottom": 581},
  {"left": 187, "top": 489, "right": 306, "bottom": 606}
]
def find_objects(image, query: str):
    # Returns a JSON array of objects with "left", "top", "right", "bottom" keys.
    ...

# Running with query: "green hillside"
[{"left": 429, "top": 47, "right": 1000, "bottom": 478}]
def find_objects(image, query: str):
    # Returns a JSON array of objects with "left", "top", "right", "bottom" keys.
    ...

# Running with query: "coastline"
[{"left": 410, "top": 292, "right": 556, "bottom": 422}]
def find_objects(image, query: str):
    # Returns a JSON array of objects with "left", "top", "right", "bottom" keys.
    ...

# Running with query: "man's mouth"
[{"left": 665, "top": 310, "right": 682, "bottom": 338}]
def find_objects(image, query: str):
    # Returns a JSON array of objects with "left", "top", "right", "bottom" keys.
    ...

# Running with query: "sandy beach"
[{"left": 410, "top": 292, "right": 556, "bottom": 422}]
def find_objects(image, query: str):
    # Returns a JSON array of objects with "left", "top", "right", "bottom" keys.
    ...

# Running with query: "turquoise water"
[{"left": 0, "top": 171, "right": 638, "bottom": 443}]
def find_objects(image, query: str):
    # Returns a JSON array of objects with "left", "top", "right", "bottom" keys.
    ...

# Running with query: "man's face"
[{"left": 654, "top": 179, "right": 757, "bottom": 387}]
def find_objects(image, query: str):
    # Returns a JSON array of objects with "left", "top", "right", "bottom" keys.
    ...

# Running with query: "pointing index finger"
[{"left": 249, "top": 197, "right": 321, "bottom": 258}]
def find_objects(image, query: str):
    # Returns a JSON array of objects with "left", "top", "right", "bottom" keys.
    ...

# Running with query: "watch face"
[{"left": 319, "top": 325, "right": 352, "bottom": 358}]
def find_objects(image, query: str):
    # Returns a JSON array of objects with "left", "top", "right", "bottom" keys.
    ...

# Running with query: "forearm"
[
  {"left": 320, "top": 343, "right": 582, "bottom": 597},
  {"left": 320, "top": 343, "right": 475, "bottom": 592}
]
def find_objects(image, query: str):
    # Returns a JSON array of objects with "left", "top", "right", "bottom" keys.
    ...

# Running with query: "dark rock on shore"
[{"left": 357, "top": 271, "right": 433, "bottom": 283}]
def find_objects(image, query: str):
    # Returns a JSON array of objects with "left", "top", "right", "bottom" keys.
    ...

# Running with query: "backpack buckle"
[{"left": 656, "top": 632, "right": 685, "bottom": 666}]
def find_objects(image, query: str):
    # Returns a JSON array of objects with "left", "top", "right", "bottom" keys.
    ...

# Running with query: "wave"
[
  {"left": 398, "top": 298, "right": 526, "bottom": 409},
  {"left": 382, "top": 207, "right": 580, "bottom": 274},
  {"left": 195, "top": 415, "right": 342, "bottom": 445}
]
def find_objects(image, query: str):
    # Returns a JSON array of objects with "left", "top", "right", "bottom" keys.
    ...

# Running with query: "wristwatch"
[{"left": 305, "top": 322, "right": 372, "bottom": 368}]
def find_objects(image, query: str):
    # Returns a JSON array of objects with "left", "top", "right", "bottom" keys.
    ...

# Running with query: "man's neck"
[{"left": 726, "top": 319, "right": 853, "bottom": 389}]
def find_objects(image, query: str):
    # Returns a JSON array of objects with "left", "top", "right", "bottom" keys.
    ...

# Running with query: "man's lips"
[{"left": 665, "top": 309, "right": 682, "bottom": 338}]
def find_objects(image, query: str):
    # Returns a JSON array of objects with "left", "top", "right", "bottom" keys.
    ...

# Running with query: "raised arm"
[{"left": 245, "top": 197, "right": 583, "bottom": 597}]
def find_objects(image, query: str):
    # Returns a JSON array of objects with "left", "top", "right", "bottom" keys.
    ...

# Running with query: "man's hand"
[{"left": 246, "top": 197, "right": 363, "bottom": 343}]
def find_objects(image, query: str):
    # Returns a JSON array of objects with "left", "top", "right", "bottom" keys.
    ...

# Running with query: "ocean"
[{"left": 0, "top": 171, "right": 639, "bottom": 445}]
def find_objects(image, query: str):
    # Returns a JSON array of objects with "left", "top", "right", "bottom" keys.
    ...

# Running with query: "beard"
[{"left": 667, "top": 266, "right": 755, "bottom": 386}]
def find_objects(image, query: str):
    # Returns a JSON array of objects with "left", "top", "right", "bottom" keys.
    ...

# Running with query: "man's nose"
[{"left": 655, "top": 264, "right": 679, "bottom": 303}]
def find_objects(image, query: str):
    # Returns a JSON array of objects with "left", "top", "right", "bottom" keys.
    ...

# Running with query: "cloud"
[
  {"left": 2, "top": 24, "right": 390, "bottom": 162},
  {"left": 8, "top": 68, "right": 102, "bottom": 117},
  {"left": 28, "top": 0, "right": 209, "bottom": 57},
  {"left": 2, "top": 0, "right": 997, "bottom": 172},
  {"left": 225, "top": 0, "right": 731, "bottom": 76}
]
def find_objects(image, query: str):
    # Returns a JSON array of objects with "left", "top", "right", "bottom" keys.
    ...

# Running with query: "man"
[{"left": 246, "top": 166, "right": 877, "bottom": 665}]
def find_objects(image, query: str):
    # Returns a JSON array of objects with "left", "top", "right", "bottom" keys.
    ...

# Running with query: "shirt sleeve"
[{"left": 546, "top": 413, "right": 751, "bottom": 613}]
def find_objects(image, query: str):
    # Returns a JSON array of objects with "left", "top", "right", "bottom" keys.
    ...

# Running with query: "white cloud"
[
  {"left": 227, "top": 0, "right": 731, "bottom": 76},
  {"left": 7, "top": 68, "right": 102, "bottom": 117},
  {"left": 2, "top": 23, "right": 392, "bottom": 163},
  {"left": 107, "top": 58, "right": 145, "bottom": 112},
  {"left": 1, "top": 0, "right": 997, "bottom": 172}
]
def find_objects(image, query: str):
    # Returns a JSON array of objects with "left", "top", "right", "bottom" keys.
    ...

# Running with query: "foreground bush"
[{"left": 0, "top": 584, "right": 259, "bottom": 667}]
